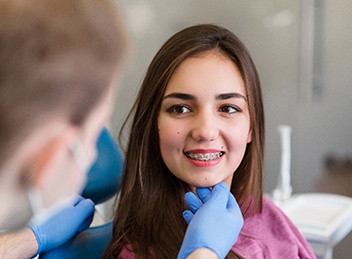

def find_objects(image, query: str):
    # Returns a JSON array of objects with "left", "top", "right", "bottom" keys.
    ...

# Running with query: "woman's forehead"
[{"left": 164, "top": 52, "right": 245, "bottom": 97}]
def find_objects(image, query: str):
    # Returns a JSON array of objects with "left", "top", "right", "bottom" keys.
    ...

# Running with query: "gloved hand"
[
  {"left": 28, "top": 195, "right": 94, "bottom": 256},
  {"left": 178, "top": 182, "right": 244, "bottom": 259}
]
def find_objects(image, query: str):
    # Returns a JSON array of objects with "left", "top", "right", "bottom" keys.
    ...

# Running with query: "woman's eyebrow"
[
  {"left": 216, "top": 93, "right": 247, "bottom": 102},
  {"left": 163, "top": 92, "right": 196, "bottom": 100},
  {"left": 163, "top": 92, "right": 247, "bottom": 102}
]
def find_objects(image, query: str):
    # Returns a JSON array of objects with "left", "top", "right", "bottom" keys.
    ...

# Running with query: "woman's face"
[{"left": 158, "top": 51, "right": 252, "bottom": 190}]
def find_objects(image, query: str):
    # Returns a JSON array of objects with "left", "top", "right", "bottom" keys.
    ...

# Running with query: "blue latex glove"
[
  {"left": 29, "top": 195, "right": 94, "bottom": 256},
  {"left": 178, "top": 182, "right": 244, "bottom": 259}
]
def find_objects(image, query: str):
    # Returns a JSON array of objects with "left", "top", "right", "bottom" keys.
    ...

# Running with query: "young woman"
[{"left": 104, "top": 24, "right": 316, "bottom": 258}]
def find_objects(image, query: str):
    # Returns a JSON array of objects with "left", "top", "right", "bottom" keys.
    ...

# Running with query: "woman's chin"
[
  {"left": 187, "top": 179, "right": 231, "bottom": 192},
  {"left": 188, "top": 181, "right": 218, "bottom": 191}
]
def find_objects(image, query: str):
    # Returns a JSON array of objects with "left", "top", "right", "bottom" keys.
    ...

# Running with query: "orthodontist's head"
[{"left": 0, "top": 0, "right": 127, "bottom": 229}]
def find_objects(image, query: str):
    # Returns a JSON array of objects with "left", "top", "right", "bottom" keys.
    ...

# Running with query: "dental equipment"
[{"left": 272, "top": 125, "right": 293, "bottom": 205}]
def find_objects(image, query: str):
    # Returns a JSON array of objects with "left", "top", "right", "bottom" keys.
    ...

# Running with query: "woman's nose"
[{"left": 190, "top": 111, "right": 219, "bottom": 142}]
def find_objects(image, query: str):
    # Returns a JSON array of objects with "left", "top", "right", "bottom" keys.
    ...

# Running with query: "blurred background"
[{"left": 110, "top": 1, "right": 352, "bottom": 258}]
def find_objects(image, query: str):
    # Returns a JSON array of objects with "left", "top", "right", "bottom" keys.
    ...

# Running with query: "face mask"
[{"left": 27, "top": 139, "right": 96, "bottom": 225}]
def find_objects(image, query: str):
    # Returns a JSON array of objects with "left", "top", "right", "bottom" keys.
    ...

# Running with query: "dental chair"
[
  {"left": 39, "top": 127, "right": 123, "bottom": 258},
  {"left": 82, "top": 127, "right": 123, "bottom": 204}
]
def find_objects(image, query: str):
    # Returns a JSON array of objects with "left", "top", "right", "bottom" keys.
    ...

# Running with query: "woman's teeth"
[{"left": 185, "top": 151, "right": 224, "bottom": 161}]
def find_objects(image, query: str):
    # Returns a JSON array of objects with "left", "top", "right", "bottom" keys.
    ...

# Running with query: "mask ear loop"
[
  {"left": 69, "top": 140, "right": 90, "bottom": 173},
  {"left": 69, "top": 139, "right": 98, "bottom": 192}
]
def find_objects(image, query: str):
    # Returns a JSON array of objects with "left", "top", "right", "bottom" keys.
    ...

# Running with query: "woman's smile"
[
  {"left": 185, "top": 150, "right": 225, "bottom": 162},
  {"left": 184, "top": 149, "right": 225, "bottom": 168},
  {"left": 185, "top": 152, "right": 224, "bottom": 167}
]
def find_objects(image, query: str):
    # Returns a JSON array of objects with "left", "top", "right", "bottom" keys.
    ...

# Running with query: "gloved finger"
[
  {"left": 213, "top": 181, "right": 229, "bottom": 191},
  {"left": 195, "top": 187, "right": 212, "bottom": 203},
  {"left": 227, "top": 193, "right": 243, "bottom": 230},
  {"left": 182, "top": 210, "right": 194, "bottom": 224},
  {"left": 72, "top": 194, "right": 84, "bottom": 205},
  {"left": 207, "top": 182, "right": 229, "bottom": 208},
  {"left": 75, "top": 199, "right": 94, "bottom": 232},
  {"left": 184, "top": 191, "right": 203, "bottom": 213},
  {"left": 75, "top": 198, "right": 95, "bottom": 217},
  {"left": 77, "top": 209, "right": 94, "bottom": 232},
  {"left": 226, "top": 192, "right": 241, "bottom": 212}
]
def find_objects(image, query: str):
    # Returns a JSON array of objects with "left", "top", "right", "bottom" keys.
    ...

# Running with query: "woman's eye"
[
  {"left": 168, "top": 105, "right": 191, "bottom": 114},
  {"left": 220, "top": 105, "right": 239, "bottom": 114}
]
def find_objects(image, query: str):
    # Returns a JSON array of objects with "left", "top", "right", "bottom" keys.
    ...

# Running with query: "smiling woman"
[{"left": 103, "top": 24, "right": 316, "bottom": 259}]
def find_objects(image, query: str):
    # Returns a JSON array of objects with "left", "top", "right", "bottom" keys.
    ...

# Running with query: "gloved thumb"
[
  {"left": 75, "top": 198, "right": 94, "bottom": 232},
  {"left": 206, "top": 182, "right": 229, "bottom": 208}
]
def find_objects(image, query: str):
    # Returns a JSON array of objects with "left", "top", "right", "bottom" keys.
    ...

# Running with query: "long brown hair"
[{"left": 103, "top": 24, "right": 264, "bottom": 259}]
